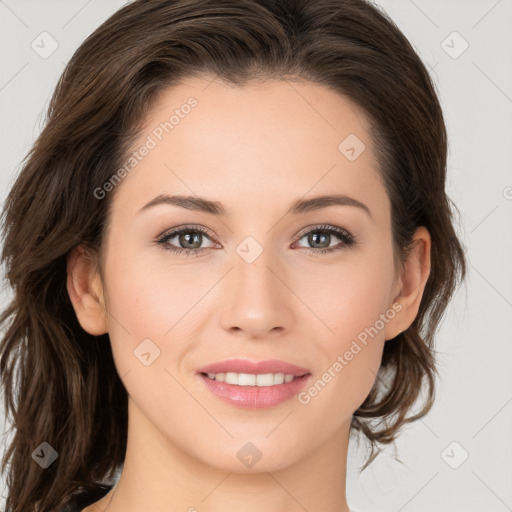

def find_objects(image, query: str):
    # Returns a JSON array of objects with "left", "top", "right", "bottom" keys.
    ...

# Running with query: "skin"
[{"left": 67, "top": 75, "right": 431, "bottom": 512}]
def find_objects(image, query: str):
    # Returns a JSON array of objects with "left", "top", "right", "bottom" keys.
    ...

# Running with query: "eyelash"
[{"left": 155, "top": 224, "right": 356, "bottom": 257}]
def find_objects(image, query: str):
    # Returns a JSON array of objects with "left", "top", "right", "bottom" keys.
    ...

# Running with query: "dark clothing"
[{"left": 56, "top": 484, "right": 114, "bottom": 512}]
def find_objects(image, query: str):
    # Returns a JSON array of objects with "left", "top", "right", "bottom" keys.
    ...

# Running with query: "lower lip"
[{"left": 198, "top": 373, "right": 311, "bottom": 409}]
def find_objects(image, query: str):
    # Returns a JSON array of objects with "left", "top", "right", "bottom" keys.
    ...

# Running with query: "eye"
[
  {"left": 293, "top": 224, "right": 355, "bottom": 255},
  {"left": 155, "top": 223, "right": 356, "bottom": 257},
  {"left": 156, "top": 225, "right": 217, "bottom": 257}
]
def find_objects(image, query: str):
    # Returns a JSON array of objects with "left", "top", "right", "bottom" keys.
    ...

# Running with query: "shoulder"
[{"left": 54, "top": 484, "right": 113, "bottom": 512}]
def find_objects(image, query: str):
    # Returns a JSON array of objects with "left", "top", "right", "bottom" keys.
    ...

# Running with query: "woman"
[{"left": 0, "top": 0, "right": 466, "bottom": 511}]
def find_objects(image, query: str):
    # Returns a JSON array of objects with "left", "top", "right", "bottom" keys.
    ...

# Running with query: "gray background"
[{"left": 1, "top": 1, "right": 511, "bottom": 510}]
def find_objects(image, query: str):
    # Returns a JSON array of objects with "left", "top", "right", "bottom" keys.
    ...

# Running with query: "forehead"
[
  {"left": 142, "top": 75, "right": 374, "bottom": 150},
  {"left": 113, "top": 75, "right": 386, "bottom": 219}
]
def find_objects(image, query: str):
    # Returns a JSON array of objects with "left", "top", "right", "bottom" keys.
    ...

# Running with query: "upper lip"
[{"left": 197, "top": 358, "right": 310, "bottom": 376}]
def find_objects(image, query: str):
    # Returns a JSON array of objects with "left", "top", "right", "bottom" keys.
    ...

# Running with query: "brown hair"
[{"left": 0, "top": 0, "right": 466, "bottom": 510}]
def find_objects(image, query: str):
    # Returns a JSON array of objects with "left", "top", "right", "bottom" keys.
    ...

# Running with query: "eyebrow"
[{"left": 137, "top": 193, "right": 373, "bottom": 220}]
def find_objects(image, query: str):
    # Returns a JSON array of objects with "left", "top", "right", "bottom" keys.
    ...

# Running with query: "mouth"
[
  {"left": 196, "top": 359, "right": 312, "bottom": 409},
  {"left": 200, "top": 371, "right": 307, "bottom": 386},
  {"left": 196, "top": 358, "right": 310, "bottom": 377}
]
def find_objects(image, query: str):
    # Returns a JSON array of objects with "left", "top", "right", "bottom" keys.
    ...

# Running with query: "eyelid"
[
  {"left": 292, "top": 223, "right": 352, "bottom": 242},
  {"left": 157, "top": 223, "right": 217, "bottom": 241}
]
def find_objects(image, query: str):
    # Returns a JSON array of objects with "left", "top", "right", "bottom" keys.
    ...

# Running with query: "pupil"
[
  {"left": 180, "top": 231, "right": 201, "bottom": 249},
  {"left": 310, "top": 232, "right": 329, "bottom": 248}
]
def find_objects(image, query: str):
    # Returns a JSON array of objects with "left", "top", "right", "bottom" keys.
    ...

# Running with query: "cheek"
[
  {"left": 296, "top": 244, "right": 395, "bottom": 396},
  {"left": 101, "top": 252, "right": 201, "bottom": 412},
  {"left": 101, "top": 241, "right": 218, "bottom": 384},
  {"left": 296, "top": 246, "right": 395, "bottom": 345},
  {"left": 103, "top": 239, "right": 206, "bottom": 337}
]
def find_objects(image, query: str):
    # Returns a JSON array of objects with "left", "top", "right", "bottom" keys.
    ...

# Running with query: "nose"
[{"left": 218, "top": 246, "right": 295, "bottom": 341}]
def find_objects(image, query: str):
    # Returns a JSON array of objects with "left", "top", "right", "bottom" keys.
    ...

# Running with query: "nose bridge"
[{"left": 234, "top": 240, "right": 277, "bottom": 296}]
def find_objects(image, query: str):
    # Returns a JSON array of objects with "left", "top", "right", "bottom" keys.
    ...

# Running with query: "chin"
[{"left": 188, "top": 436, "right": 303, "bottom": 474}]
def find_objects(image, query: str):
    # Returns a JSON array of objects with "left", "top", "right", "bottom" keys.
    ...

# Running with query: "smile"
[{"left": 203, "top": 372, "right": 298, "bottom": 386}]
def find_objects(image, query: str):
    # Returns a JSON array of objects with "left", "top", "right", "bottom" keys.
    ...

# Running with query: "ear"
[
  {"left": 384, "top": 226, "right": 431, "bottom": 341},
  {"left": 66, "top": 245, "right": 108, "bottom": 336}
]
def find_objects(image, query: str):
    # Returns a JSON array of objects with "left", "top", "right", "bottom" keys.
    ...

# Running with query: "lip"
[
  {"left": 196, "top": 358, "right": 312, "bottom": 409},
  {"left": 196, "top": 358, "right": 310, "bottom": 376}
]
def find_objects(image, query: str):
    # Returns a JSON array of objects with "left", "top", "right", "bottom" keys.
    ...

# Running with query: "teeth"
[{"left": 205, "top": 372, "right": 297, "bottom": 386}]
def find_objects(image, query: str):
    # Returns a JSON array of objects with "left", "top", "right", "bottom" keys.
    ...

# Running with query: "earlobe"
[
  {"left": 384, "top": 226, "right": 431, "bottom": 340},
  {"left": 66, "top": 245, "right": 109, "bottom": 336}
]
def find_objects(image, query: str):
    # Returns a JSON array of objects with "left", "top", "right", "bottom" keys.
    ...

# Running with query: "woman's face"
[{"left": 95, "top": 76, "right": 405, "bottom": 472}]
